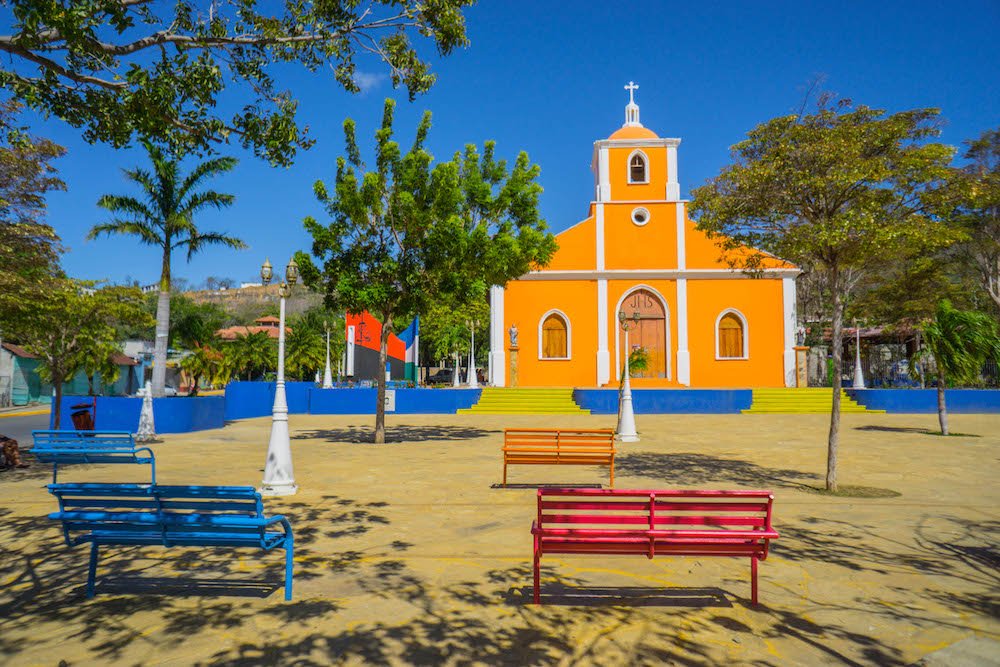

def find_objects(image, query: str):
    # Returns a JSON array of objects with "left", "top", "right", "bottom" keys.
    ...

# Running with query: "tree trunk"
[
  {"left": 374, "top": 323, "right": 391, "bottom": 445},
  {"left": 937, "top": 369, "right": 948, "bottom": 435},
  {"left": 52, "top": 371, "right": 64, "bottom": 429},
  {"left": 152, "top": 254, "right": 171, "bottom": 397},
  {"left": 826, "top": 281, "right": 845, "bottom": 492}
]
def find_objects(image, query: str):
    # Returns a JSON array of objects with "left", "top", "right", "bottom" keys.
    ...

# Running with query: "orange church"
[{"left": 487, "top": 83, "right": 800, "bottom": 389}]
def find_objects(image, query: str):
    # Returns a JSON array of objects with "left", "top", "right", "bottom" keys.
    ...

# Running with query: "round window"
[{"left": 631, "top": 207, "right": 650, "bottom": 226}]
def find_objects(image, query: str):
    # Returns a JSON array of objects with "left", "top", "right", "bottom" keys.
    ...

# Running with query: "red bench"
[{"left": 531, "top": 488, "right": 779, "bottom": 605}]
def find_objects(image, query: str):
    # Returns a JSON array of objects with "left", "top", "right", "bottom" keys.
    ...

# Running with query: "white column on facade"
[
  {"left": 666, "top": 144, "right": 680, "bottom": 201},
  {"left": 597, "top": 279, "right": 610, "bottom": 386},
  {"left": 489, "top": 285, "right": 506, "bottom": 386},
  {"left": 675, "top": 203, "right": 691, "bottom": 385},
  {"left": 346, "top": 325, "right": 356, "bottom": 376},
  {"left": 598, "top": 147, "right": 611, "bottom": 202},
  {"left": 676, "top": 278, "right": 691, "bottom": 385},
  {"left": 782, "top": 277, "right": 797, "bottom": 387}
]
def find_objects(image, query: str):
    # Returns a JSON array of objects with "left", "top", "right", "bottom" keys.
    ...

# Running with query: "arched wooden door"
[{"left": 619, "top": 289, "right": 667, "bottom": 379}]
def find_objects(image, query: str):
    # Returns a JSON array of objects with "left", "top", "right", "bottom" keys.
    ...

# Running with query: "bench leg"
[
  {"left": 750, "top": 554, "right": 759, "bottom": 606},
  {"left": 284, "top": 538, "right": 294, "bottom": 601},
  {"left": 503, "top": 461, "right": 507, "bottom": 487},
  {"left": 86, "top": 542, "right": 100, "bottom": 598},
  {"left": 533, "top": 536, "right": 541, "bottom": 605},
  {"left": 52, "top": 463, "right": 58, "bottom": 485},
  {"left": 609, "top": 459, "right": 615, "bottom": 489}
]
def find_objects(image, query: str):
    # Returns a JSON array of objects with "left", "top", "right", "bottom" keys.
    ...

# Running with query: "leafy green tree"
[
  {"left": 6, "top": 281, "right": 151, "bottom": 427},
  {"left": 169, "top": 295, "right": 229, "bottom": 349},
  {"left": 226, "top": 331, "right": 275, "bottom": 381},
  {"left": 285, "top": 324, "right": 325, "bottom": 381},
  {"left": 919, "top": 301, "right": 1000, "bottom": 434},
  {"left": 0, "top": 100, "right": 65, "bottom": 318},
  {"left": 690, "top": 96, "right": 956, "bottom": 491},
  {"left": 298, "top": 99, "right": 556, "bottom": 443},
  {"left": 81, "top": 340, "right": 123, "bottom": 396},
  {"left": 181, "top": 344, "right": 226, "bottom": 395},
  {"left": 89, "top": 143, "right": 245, "bottom": 397},
  {"left": 0, "top": 1, "right": 472, "bottom": 166},
  {"left": 950, "top": 129, "right": 1000, "bottom": 312},
  {"left": 421, "top": 298, "right": 488, "bottom": 381}
]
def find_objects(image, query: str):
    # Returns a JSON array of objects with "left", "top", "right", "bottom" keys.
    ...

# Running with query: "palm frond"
[
  {"left": 175, "top": 231, "right": 248, "bottom": 261},
  {"left": 179, "top": 156, "right": 238, "bottom": 201},
  {"left": 181, "top": 191, "right": 237, "bottom": 217},
  {"left": 95, "top": 194, "right": 158, "bottom": 223},
  {"left": 87, "top": 219, "right": 164, "bottom": 246}
]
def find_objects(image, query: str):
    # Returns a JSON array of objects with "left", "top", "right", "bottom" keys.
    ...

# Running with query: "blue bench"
[
  {"left": 32, "top": 430, "right": 155, "bottom": 484},
  {"left": 48, "top": 483, "right": 295, "bottom": 600}
]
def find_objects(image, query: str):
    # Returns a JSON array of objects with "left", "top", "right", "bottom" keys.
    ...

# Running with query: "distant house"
[
  {"left": 0, "top": 342, "right": 141, "bottom": 406},
  {"left": 216, "top": 315, "right": 290, "bottom": 341}
]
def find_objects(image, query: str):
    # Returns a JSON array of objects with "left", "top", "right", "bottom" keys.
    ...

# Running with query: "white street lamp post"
[
  {"left": 616, "top": 310, "right": 640, "bottom": 443},
  {"left": 467, "top": 320, "right": 479, "bottom": 388},
  {"left": 322, "top": 322, "right": 333, "bottom": 389},
  {"left": 852, "top": 320, "right": 866, "bottom": 390},
  {"left": 260, "top": 257, "right": 298, "bottom": 496},
  {"left": 452, "top": 351, "right": 461, "bottom": 388}
]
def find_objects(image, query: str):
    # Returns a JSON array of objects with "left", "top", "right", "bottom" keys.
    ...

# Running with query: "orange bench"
[{"left": 502, "top": 428, "right": 617, "bottom": 487}]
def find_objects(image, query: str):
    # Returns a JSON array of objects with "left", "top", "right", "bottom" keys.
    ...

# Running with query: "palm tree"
[
  {"left": 227, "top": 331, "right": 275, "bottom": 381},
  {"left": 920, "top": 300, "right": 1000, "bottom": 434},
  {"left": 180, "top": 344, "right": 225, "bottom": 395},
  {"left": 285, "top": 324, "right": 325, "bottom": 381},
  {"left": 88, "top": 143, "right": 244, "bottom": 397}
]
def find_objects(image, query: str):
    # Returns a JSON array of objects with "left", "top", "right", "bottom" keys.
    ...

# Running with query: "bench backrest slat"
[
  {"left": 33, "top": 430, "right": 135, "bottom": 448},
  {"left": 49, "top": 483, "right": 271, "bottom": 547},
  {"left": 537, "top": 489, "right": 774, "bottom": 533}
]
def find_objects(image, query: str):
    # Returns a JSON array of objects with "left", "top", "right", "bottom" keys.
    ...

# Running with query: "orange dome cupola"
[{"left": 607, "top": 81, "right": 659, "bottom": 140}]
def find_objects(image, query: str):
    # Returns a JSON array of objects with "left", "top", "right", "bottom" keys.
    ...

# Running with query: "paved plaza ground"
[{"left": 1, "top": 411, "right": 998, "bottom": 665}]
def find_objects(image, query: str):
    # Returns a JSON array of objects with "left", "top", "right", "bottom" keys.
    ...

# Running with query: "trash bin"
[{"left": 70, "top": 401, "right": 95, "bottom": 430}]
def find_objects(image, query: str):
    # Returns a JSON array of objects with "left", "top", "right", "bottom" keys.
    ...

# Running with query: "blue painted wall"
[
  {"left": 225, "top": 382, "right": 481, "bottom": 417},
  {"left": 49, "top": 395, "right": 226, "bottom": 433},
  {"left": 574, "top": 389, "right": 753, "bottom": 414},
  {"left": 847, "top": 389, "right": 1000, "bottom": 413}
]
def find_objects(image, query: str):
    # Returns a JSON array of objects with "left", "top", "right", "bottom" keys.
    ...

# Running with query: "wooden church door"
[{"left": 621, "top": 289, "right": 667, "bottom": 379}]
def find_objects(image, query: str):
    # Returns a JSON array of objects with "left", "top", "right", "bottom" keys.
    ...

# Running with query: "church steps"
[
  {"left": 459, "top": 388, "right": 590, "bottom": 415},
  {"left": 742, "top": 389, "right": 884, "bottom": 414}
]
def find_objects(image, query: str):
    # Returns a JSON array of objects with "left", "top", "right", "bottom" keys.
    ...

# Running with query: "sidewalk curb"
[{"left": 0, "top": 409, "right": 49, "bottom": 419}]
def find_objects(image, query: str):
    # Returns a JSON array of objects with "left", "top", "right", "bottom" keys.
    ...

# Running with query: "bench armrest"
[{"left": 265, "top": 515, "right": 294, "bottom": 538}]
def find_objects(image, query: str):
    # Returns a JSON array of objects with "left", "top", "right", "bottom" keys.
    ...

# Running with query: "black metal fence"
[{"left": 810, "top": 344, "right": 1000, "bottom": 388}]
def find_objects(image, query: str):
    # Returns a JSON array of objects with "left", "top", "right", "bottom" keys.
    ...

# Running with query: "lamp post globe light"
[
  {"left": 616, "top": 310, "right": 640, "bottom": 443},
  {"left": 260, "top": 257, "right": 298, "bottom": 497}
]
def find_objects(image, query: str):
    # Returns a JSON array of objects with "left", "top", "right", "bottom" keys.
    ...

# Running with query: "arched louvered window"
[
  {"left": 628, "top": 152, "right": 648, "bottom": 183},
  {"left": 540, "top": 312, "right": 569, "bottom": 359},
  {"left": 717, "top": 311, "right": 747, "bottom": 359}
]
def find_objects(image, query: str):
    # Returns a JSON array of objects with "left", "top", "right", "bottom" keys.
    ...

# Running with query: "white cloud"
[{"left": 352, "top": 71, "right": 388, "bottom": 94}]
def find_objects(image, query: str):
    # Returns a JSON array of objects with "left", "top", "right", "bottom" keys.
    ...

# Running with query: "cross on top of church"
[
  {"left": 623, "top": 81, "right": 642, "bottom": 128},
  {"left": 625, "top": 81, "right": 639, "bottom": 105}
]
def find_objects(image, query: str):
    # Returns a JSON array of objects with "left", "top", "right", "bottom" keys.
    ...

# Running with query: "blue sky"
[{"left": 22, "top": 0, "right": 1000, "bottom": 287}]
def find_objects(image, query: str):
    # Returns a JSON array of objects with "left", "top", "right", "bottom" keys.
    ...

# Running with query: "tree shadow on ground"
[
  {"left": 294, "top": 425, "right": 496, "bottom": 444},
  {"left": 1, "top": 496, "right": 994, "bottom": 665},
  {"left": 616, "top": 452, "right": 820, "bottom": 488},
  {"left": 854, "top": 425, "right": 980, "bottom": 437}
]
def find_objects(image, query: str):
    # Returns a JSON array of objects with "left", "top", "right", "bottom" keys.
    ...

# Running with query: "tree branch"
[{"left": 0, "top": 40, "right": 126, "bottom": 90}]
